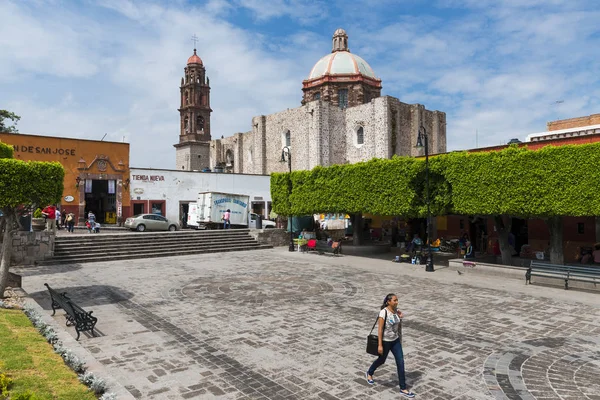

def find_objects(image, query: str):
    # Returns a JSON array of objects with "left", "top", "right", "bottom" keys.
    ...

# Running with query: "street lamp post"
[
  {"left": 416, "top": 126, "right": 435, "bottom": 272},
  {"left": 280, "top": 146, "right": 295, "bottom": 252}
]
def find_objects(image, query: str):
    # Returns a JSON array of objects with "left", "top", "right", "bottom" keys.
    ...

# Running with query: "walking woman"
[{"left": 366, "top": 293, "right": 415, "bottom": 398}]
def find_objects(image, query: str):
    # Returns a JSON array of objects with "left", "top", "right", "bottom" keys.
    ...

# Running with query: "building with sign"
[
  {"left": 0, "top": 132, "right": 130, "bottom": 224},
  {"left": 175, "top": 28, "right": 447, "bottom": 174},
  {"left": 129, "top": 168, "right": 272, "bottom": 226}
]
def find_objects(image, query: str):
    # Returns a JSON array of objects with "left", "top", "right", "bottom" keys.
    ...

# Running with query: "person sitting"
[
  {"left": 464, "top": 241, "right": 475, "bottom": 259},
  {"left": 408, "top": 234, "right": 423, "bottom": 253}
]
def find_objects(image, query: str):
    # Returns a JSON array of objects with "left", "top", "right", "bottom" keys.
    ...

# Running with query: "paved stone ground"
[{"left": 14, "top": 248, "right": 600, "bottom": 400}]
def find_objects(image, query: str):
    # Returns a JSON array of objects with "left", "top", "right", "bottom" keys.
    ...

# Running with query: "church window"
[
  {"left": 314, "top": 92, "right": 321, "bottom": 100},
  {"left": 285, "top": 130, "right": 291, "bottom": 147},
  {"left": 197, "top": 116, "right": 204, "bottom": 131},
  {"left": 226, "top": 150, "right": 234, "bottom": 167},
  {"left": 184, "top": 116, "right": 189, "bottom": 132},
  {"left": 357, "top": 127, "right": 364, "bottom": 145},
  {"left": 338, "top": 89, "right": 348, "bottom": 109},
  {"left": 185, "top": 90, "right": 190, "bottom": 105}
]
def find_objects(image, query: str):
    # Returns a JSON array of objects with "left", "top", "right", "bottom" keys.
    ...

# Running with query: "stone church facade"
[{"left": 175, "top": 29, "right": 446, "bottom": 174}]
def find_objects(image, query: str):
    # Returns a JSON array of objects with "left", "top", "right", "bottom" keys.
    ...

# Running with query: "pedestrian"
[
  {"left": 41, "top": 204, "right": 57, "bottom": 233},
  {"left": 55, "top": 208, "right": 62, "bottom": 230},
  {"left": 223, "top": 209, "right": 231, "bottom": 229},
  {"left": 464, "top": 241, "right": 474, "bottom": 259},
  {"left": 87, "top": 211, "right": 96, "bottom": 233},
  {"left": 66, "top": 212, "right": 75, "bottom": 233},
  {"left": 366, "top": 293, "right": 415, "bottom": 398}
]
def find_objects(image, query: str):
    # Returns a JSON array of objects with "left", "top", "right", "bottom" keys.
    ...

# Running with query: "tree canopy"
[
  {"left": 0, "top": 110, "right": 21, "bottom": 134},
  {"left": 0, "top": 141, "right": 64, "bottom": 296},
  {"left": 271, "top": 142, "right": 600, "bottom": 219},
  {"left": 271, "top": 156, "right": 451, "bottom": 217}
]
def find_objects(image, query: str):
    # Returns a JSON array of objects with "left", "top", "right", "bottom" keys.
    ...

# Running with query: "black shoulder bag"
[{"left": 366, "top": 310, "right": 387, "bottom": 356}]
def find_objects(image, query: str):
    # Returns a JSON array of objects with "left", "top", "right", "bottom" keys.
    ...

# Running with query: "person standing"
[
  {"left": 223, "top": 209, "right": 231, "bottom": 229},
  {"left": 42, "top": 205, "right": 57, "bottom": 233},
  {"left": 464, "top": 241, "right": 475, "bottom": 259},
  {"left": 66, "top": 212, "right": 75, "bottom": 233},
  {"left": 366, "top": 293, "right": 415, "bottom": 398},
  {"left": 87, "top": 211, "right": 96, "bottom": 233},
  {"left": 55, "top": 208, "right": 61, "bottom": 230}
]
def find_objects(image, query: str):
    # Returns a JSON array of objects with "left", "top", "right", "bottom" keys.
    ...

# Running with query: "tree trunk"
[
  {"left": 353, "top": 213, "right": 363, "bottom": 246},
  {"left": 546, "top": 216, "right": 564, "bottom": 265},
  {"left": 493, "top": 215, "right": 513, "bottom": 266},
  {"left": 0, "top": 211, "right": 15, "bottom": 298}
]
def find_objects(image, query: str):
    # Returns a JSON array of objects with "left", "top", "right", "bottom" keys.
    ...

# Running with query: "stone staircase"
[{"left": 41, "top": 229, "right": 271, "bottom": 265}]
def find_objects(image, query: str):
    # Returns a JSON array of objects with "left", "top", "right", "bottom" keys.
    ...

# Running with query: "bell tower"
[{"left": 174, "top": 46, "right": 212, "bottom": 171}]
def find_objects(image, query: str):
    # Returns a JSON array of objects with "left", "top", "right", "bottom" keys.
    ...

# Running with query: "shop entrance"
[
  {"left": 84, "top": 180, "right": 116, "bottom": 223},
  {"left": 133, "top": 203, "right": 144, "bottom": 215}
]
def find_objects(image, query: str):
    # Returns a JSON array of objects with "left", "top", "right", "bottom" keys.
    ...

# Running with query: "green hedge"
[
  {"left": 444, "top": 143, "right": 600, "bottom": 217},
  {"left": 271, "top": 156, "right": 451, "bottom": 217},
  {"left": 0, "top": 159, "right": 64, "bottom": 209},
  {"left": 271, "top": 142, "right": 600, "bottom": 218},
  {"left": 0, "top": 142, "right": 14, "bottom": 159}
]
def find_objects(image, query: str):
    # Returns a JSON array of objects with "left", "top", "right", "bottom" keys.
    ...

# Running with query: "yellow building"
[{"left": 0, "top": 133, "right": 130, "bottom": 224}]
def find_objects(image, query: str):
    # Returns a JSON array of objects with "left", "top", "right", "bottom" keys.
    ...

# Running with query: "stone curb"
[{"left": 18, "top": 290, "right": 135, "bottom": 400}]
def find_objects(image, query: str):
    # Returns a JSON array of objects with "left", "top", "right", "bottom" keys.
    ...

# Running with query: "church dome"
[
  {"left": 187, "top": 49, "right": 203, "bottom": 65},
  {"left": 304, "top": 28, "right": 380, "bottom": 85},
  {"left": 308, "top": 51, "right": 377, "bottom": 80}
]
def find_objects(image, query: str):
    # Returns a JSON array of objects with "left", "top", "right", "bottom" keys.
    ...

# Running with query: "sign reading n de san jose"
[{"left": 14, "top": 145, "right": 76, "bottom": 156}]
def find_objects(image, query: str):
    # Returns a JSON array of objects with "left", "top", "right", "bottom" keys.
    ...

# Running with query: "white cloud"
[{"left": 2, "top": 0, "right": 599, "bottom": 170}]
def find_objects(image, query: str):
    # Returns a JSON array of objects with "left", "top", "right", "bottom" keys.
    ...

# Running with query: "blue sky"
[{"left": 1, "top": 0, "right": 599, "bottom": 168}]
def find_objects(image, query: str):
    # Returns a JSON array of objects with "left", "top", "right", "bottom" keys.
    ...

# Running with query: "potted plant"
[{"left": 31, "top": 208, "right": 46, "bottom": 231}]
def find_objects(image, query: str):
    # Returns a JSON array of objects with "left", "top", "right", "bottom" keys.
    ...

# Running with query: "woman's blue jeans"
[{"left": 367, "top": 338, "right": 407, "bottom": 390}]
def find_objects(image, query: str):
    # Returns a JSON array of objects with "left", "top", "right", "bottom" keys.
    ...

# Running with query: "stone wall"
[
  {"left": 249, "top": 228, "right": 290, "bottom": 247},
  {"left": 210, "top": 94, "right": 447, "bottom": 174},
  {"left": 8, "top": 231, "right": 55, "bottom": 265}
]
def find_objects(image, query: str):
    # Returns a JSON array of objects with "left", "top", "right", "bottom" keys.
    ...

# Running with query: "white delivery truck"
[{"left": 187, "top": 192, "right": 275, "bottom": 230}]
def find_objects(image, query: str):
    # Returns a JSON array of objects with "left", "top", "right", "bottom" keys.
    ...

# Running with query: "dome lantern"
[
  {"left": 301, "top": 29, "right": 382, "bottom": 108},
  {"left": 332, "top": 28, "right": 349, "bottom": 53}
]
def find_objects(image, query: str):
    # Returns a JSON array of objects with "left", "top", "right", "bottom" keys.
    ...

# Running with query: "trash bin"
[{"left": 256, "top": 214, "right": 262, "bottom": 229}]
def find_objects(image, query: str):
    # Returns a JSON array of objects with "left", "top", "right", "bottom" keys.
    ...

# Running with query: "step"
[
  {"left": 54, "top": 232, "right": 254, "bottom": 244},
  {"left": 54, "top": 236, "right": 256, "bottom": 252},
  {"left": 55, "top": 229, "right": 252, "bottom": 240},
  {"left": 39, "top": 244, "right": 273, "bottom": 265},
  {"left": 54, "top": 240, "right": 261, "bottom": 256}
]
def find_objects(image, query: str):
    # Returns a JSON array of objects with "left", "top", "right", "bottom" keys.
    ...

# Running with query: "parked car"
[{"left": 124, "top": 214, "right": 179, "bottom": 232}]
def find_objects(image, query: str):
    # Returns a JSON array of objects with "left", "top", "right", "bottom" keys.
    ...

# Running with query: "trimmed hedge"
[
  {"left": 271, "top": 156, "right": 451, "bottom": 217},
  {"left": 0, "top": 159, "right": 64, "bottom": 209},
  {"left": 444, "top": 143, "right": 600, "bottom": 217},
  {"left": 0, "top": 142, "right": 14, "bottom": 159},
  {"left": 271, "top": 142, "right": 600, "bottom": 218}
]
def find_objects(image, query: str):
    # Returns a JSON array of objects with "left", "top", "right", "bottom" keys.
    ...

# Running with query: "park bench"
[
  {"left": 45, "top": 283, "right": 98, "bottom": 340},
  {"left": 525, "top": 262, "right": 600, "bottom": 290}
]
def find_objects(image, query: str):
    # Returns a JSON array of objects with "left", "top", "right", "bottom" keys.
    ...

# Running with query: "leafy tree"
[
  {"left": 271, "top": 156, "right": 452, "bottom": 245},
  {"left": 272, "top": 143, "right": 600, "bottom": 264},
  {"left": 443, "top": 143, "right": 600, "bottom": 264},
  {"left": 0, "top": 142, "right": 64, "bottom": 296},
  {"left": 0, "top": 110, "right": 21, "bottom": 133}
]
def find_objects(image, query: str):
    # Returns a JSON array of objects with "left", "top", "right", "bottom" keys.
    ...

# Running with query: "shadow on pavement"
[{"left": 28, "top": 284, "right": 135, "bottom": 311}]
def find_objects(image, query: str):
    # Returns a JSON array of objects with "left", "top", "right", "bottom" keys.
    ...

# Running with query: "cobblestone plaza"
[{"left": 17, "top": 248, "right": 600, "bottom": 399}]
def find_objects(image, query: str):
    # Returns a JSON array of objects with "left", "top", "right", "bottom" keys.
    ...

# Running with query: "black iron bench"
[
  {"left": 526, "top": 262, "right": 600, "bottom": 290},
  {"left": 45, "top": 283, "right": 98, "bottom": 340},
  {"left": 315, "top": 240, "right": 342, "bottom": 256}
]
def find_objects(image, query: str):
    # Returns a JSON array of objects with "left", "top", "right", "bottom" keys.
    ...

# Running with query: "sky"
[{"left": 1, "top": 0, "right": 599, "bottom": 169}]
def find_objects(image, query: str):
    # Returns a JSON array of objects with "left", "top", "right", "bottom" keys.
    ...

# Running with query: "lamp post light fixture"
[
  {"left": 416, "top": 126, "right": 435, "bottom": 272},
  {"left": 280, "top": 146, "right": 295, "bottom": 252}
]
